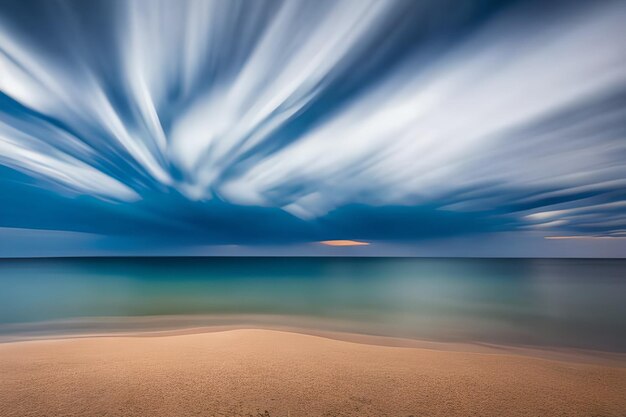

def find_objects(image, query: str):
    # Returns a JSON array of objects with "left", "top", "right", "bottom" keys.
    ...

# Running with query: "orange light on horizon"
[
  {"left": 544, "top": 235, "right": 625, "bottom": 240},
  {"left": 319, "top": 240, "right": 370, "bottom": 247}
]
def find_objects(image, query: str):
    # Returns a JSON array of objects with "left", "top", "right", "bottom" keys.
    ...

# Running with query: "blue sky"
[{"left": 1, "top": 0, "right": 625, "bottom": 257}]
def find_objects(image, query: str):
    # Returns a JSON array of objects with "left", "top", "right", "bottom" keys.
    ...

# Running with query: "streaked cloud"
[{"left": 0, "top": 0, "right": 625, "bottom": 255}]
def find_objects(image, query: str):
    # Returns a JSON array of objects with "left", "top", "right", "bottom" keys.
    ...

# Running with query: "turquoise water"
[{"left": 0, "top": 257, "right": 625, "bottom": 352}]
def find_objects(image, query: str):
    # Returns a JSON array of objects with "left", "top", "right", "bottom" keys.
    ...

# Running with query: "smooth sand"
[{"left": 1, "top": 329, "right": 625, "bottom": 417}]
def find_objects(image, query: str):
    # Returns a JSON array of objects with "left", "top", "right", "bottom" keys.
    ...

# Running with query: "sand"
[{"left": 1, "top": 329, "right": 625, "bottom": 417}]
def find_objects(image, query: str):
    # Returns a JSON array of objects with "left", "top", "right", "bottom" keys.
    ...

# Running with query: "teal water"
[{"left": 0, "top": 257, "right": 625, "bottom": 352}]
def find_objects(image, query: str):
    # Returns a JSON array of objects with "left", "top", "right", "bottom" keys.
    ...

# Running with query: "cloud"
[
  {"left": 319, "top": 240, "right": 370, "bottom": 247},
  {"left": 0, "top": 0, "right": 625, "bottom": 254}
]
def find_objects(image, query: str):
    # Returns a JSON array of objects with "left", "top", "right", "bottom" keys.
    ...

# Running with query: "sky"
[{"left": 0, "top": 0, "right": 625, "bottom": 257}]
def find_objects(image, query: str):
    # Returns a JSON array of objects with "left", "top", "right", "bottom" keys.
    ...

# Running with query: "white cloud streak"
[{"left": 0, "top": 0, "right": 625, "bottom": 237}]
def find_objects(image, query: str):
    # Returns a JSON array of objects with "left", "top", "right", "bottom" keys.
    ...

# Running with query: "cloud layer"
[{"left": 1, "top": 0, "right": 625, "bottom": 254}]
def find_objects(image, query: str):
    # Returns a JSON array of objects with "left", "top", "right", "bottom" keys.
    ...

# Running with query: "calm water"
[{"left": 0, "top": 257, "right": 625, "bottom": 352}]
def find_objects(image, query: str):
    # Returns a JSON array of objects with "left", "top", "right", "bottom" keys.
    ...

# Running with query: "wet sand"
[{"left": 1, "top": 329, "right": 625, "bottom": 417}]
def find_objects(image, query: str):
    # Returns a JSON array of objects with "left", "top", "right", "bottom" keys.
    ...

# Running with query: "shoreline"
[
  {"left": 1, "top": 328, "right": 625, "bottom": 417},
  {"left": 2, "top": 317, "right": 625, "bottom": 367}
]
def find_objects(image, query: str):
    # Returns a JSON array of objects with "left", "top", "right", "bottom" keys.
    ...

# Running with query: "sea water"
[{"left": 0, "top": 257, "right": 624, "bottom": 351}]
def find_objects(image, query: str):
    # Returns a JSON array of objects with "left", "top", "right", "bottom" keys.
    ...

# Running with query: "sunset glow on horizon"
[{"left": 319, "top": 240, "right": 371, "bottom": 247}]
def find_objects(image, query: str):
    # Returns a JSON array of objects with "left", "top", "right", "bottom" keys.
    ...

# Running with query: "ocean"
[{"left": 1, "top": 257, "right": 624, "bottom": 352}]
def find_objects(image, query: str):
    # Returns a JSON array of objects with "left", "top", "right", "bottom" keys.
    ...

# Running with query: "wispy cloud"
[{"left": 0, "top": 0, "right": 625, "bottom": 254}]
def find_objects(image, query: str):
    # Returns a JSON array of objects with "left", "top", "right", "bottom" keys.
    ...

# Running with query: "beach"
[{"left": 1, "top": 329, "right": 625, "bottom": 417}]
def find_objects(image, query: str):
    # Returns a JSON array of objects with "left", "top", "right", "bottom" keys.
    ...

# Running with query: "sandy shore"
[{"left": 1, "top": 329, "right": 625, "bottom": 417}]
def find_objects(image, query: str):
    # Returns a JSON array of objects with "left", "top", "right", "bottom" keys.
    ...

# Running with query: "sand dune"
[{"left": 1, "top": 329, "right": 625, "bottom": 417}]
